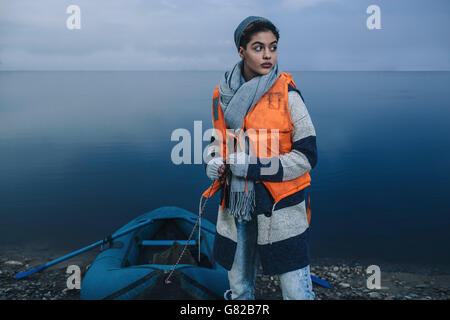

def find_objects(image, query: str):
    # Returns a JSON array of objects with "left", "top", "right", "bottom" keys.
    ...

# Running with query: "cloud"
[
  {"left": 280, "top": 0, "right": 340, "bottom": 10},
  {"left": 0, "top": 0, "right": 449, "bottom": 70}
]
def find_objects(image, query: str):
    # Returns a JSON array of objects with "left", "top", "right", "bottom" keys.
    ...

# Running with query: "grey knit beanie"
[{"left": 234, "top": 16, "right": 275, "bottom": 51}]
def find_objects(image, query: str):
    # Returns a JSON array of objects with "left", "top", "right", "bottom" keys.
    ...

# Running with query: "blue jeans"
[{"left": 225, "top": 218, "right": 315, "bottom": 300}]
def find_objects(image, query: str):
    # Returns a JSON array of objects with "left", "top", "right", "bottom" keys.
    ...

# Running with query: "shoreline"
[{"left": 0, "top": 244, "right": 449, "bottom": 300}]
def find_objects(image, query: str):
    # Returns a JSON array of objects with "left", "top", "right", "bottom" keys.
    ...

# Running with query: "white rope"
[{"left": 165, "top": 180, "right": 216, "bottom": 284}]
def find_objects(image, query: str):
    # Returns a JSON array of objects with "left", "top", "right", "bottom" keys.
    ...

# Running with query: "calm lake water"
[{"left": 1, "top": 71, "right": 449, "bottom": 270}]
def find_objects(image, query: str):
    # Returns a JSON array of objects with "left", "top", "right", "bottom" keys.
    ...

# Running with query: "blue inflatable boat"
[{"left": 80, "top": 206, "right": 229, "bottom": 300}]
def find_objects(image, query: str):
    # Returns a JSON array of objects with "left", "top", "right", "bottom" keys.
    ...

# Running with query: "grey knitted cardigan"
[{"left": 205, "top": 86, "right": 318, "bottom": 275}]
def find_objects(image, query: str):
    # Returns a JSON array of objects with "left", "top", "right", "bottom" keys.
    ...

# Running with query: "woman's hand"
[
  {"left": 206, "top": 157, "right": 226, "bottom": 181},
  {"left": 217, "top": 164, "right": 228, "bottom": 182}
]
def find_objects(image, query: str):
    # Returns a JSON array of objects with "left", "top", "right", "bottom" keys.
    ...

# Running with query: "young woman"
[{"left": 204, "top": 16, "right": 318, "bottom": 300}]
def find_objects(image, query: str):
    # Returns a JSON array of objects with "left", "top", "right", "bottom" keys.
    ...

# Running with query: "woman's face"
[{"left": 239, "top": 31, "right": 278, "bottom": 79}]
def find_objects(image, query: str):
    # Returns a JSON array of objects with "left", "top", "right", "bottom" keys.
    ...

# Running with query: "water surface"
[{"left": 1, "top": 71, "right": 449, "bottom": 270}]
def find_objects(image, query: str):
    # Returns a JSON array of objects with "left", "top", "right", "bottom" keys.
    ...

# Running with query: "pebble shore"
[
  {"left": 1, "top": 244, "right": 449, "bottom": 300},
  {"left": 255, "top": 262, "right": 450, "bottom": 300}
]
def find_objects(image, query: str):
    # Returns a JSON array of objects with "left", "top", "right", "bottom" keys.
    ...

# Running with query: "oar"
[
  {"left": 311, "top": 275, "right": 332, "bottom": 289},
  {"left": 14, "top": 218, "right": 153, "bottom": 280}
]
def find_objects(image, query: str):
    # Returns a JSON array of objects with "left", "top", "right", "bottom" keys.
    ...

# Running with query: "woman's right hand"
[
  {"left": 217, "top": 164, "right": 227, "bottom": 181},
  {"left": 206, "top": 157, "right": 225, "bottom": 181}
]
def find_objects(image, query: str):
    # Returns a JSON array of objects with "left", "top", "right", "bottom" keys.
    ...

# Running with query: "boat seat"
[
  {"left": 151, "top": 241, "right": 198, "bottom": 266},
  {"left": 140, "top": 240, "right": 197, "bottom": 246}
]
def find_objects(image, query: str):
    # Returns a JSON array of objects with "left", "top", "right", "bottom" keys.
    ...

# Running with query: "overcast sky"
[{"left": 0, "top": 0, "right": 449, "bottom": 71}]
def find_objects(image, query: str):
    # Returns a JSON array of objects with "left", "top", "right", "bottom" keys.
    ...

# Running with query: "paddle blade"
[
  {"left": 311, "top": 275, "right": 332, "bottom": 289},
  {"left": 14, "top": 265, "right": 46, "bottom": 280}
]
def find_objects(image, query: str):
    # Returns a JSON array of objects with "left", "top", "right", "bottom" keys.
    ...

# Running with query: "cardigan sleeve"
[{"left": 246, "top": 91, "right": 318, "bottom": 182}]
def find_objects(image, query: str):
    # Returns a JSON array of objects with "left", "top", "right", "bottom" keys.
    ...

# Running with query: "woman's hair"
[{"left": 239, "top": 20, "right": 280, "bottom": 51}]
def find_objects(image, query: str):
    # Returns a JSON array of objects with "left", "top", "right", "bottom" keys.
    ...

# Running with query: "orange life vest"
[{"left": 202, "top": 72, "right": 311, "bottom": 221}]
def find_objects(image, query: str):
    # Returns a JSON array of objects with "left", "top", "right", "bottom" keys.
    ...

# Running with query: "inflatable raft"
[{"left": 80, "top": 206, "right": 229, "bottom": 300}]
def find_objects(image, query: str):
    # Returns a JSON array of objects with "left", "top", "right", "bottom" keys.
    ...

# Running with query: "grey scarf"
[{"left": 218, "top": 59, "right": 281, "bottom": 221}]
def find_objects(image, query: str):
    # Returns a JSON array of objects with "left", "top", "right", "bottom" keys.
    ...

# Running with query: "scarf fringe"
[{"left": 228, "top": 189, "right": 256, "bottom": 222}]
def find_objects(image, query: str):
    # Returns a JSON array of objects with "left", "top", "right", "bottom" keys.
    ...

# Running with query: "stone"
[
  {"left": 339, "top": 283, "right": 351, "bottom": 288},
  {"left": 329, "top": 272, "right": 338, "bottom": 279},
  {"left": 4, "top": 260, "right": 24, "bottom": 266}
]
